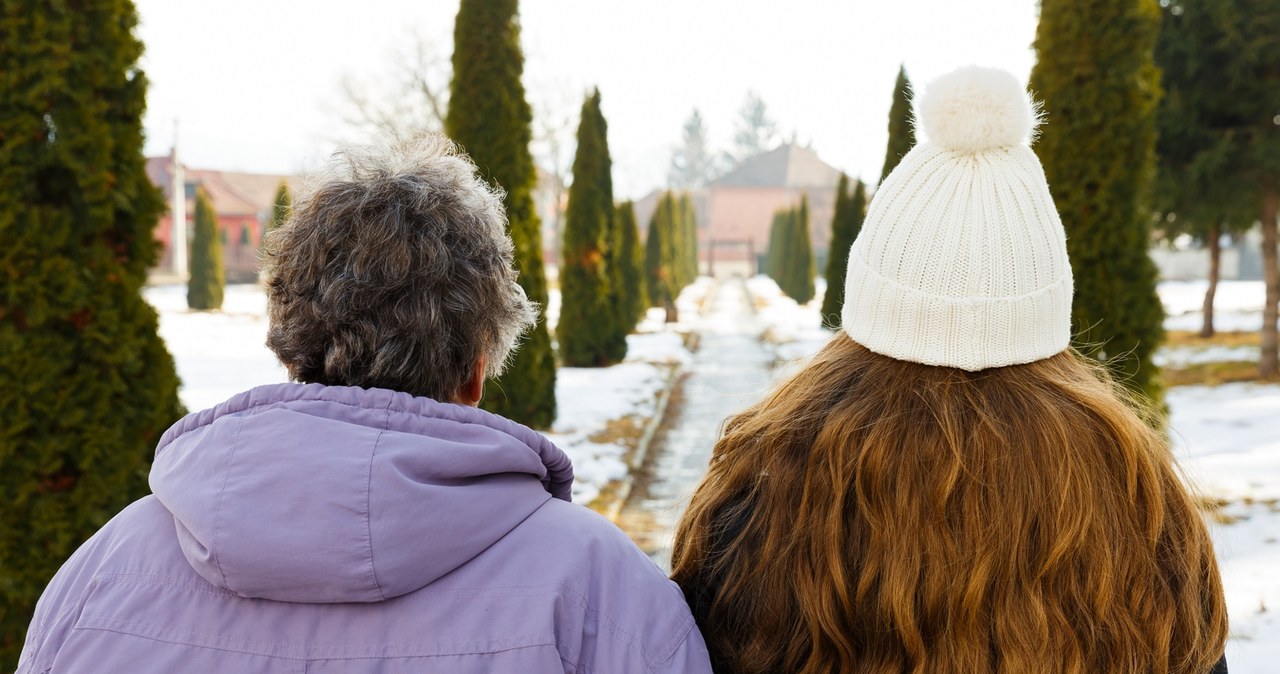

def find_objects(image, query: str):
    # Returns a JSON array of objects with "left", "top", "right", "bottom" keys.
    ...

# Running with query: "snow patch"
[
  {"left": 1159, "top": 280, "right": 1272, "bottom": 333},
  {"left": 144, "top": 284, "right": 288, "bottom": 412}
]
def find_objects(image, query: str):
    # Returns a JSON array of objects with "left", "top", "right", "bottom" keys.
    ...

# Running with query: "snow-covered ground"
[
  {"left": 145, "top": 279, "right": 710, "bottom": 508},
  {"left": 745, "top": 275, "right": 1280, "bottom": 668},
  {"left": 1154, "top": 345, "right": 1260, "bottom": 368},
  {"left": 1161, "top": 280, "right": 1272, "bottom": 333},
  {"left": 145, "top": 285, "right": 288, "bottom": 412},
  {"left": 1169, "top": 382, "right": 1280, "bottom": 665}
]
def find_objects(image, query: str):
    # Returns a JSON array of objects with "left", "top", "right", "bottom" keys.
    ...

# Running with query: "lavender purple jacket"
[{"left": 18, "top": 383, "right": 711, "bottom": 674}]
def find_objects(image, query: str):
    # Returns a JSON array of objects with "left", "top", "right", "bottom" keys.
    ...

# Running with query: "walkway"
[{"left": 616, "top": 279, "right": 775, "bottom": 569}]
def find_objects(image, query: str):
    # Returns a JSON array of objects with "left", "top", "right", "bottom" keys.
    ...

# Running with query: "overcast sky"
[{"left": 135, "top": 0, "right": 1040, "bottom": 199}]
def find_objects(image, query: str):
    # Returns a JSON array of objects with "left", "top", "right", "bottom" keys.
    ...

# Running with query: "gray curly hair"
[{"left": 261, "top": 134, "right": 536, "bottom": 402}]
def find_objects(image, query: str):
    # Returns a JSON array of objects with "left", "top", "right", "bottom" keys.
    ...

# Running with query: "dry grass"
[
  {"left": 1161, "top": 330, "right": 1270, "bottom": 386},
  {"left": 1164, "top": 360, "right": 1262, "bottom": 387},
  {"left": 1165, "top": 330, "right": 1260, "bottom": 348},
  {"left": 1198, "top": 495, "right": 1280, "bottom": 526},
  {"left": 583, "top": 414, "right": 649, "bottom": 513}
]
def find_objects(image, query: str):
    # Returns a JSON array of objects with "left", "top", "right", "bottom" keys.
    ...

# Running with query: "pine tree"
[
  {"left": 0, "top": 1, "right": 184, "bottom": 666},
  {"left": 187, "top": 187, "right": 224, "bottom": 311},
  {"left": 787, "top": 195, "right": 816, "bottom": 304},
  {"left": 732, "top": 91, "right": 779, "bottom": 163},
  {"left": 267, "top": 180, "right": 291, "bottom": 235},
  {"left": 446, "top": 0, "right": 556, "bottom": 427},
  {"left": 1031, "top": 0, "right": 1165, "bottom": 399},
  {"left": 669, "top": 109, "right": 717, "bottom": 189},
  {"left": 616, "top": 200, "right": 647, "bottom": 327},
  {"left": 1155, "top": 0, "right": 1280, "bottom": 372},
  {"left": 880, "top": 66, "right": 917, "bottom": 184},
  {"left": 559, "top": 89, "right": 621, "bottom": 367}
]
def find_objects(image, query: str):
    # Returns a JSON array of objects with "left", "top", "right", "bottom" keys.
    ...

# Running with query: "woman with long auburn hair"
[{"left": 670, "top": 67, "right": 1228, "bottom": 674}]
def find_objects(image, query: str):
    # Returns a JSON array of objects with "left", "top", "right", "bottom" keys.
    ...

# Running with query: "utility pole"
[{"left": 170, "top": 119, "right": 188, "bottom": 278}]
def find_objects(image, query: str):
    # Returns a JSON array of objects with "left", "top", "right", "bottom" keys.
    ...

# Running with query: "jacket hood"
[{"left": 150, "top": 383, "right": 574, "bottom": 604}]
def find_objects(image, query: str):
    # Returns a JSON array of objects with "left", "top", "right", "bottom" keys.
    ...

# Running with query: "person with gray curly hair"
[
  {"left": 18, "top": 135, "right": 713, "bottom": 674},
  {"left": 263, "top": 134, "right": 535, "bottom": 406}
]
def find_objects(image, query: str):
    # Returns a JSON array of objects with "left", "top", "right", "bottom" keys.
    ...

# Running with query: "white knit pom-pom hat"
[{"left": 840, "top": 66, "right": 1073, "bottom": 371}]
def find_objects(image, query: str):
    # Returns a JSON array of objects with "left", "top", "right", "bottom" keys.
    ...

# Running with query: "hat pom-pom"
[{"left": 917, "top": 66, "right": 1039, "bottom": 155}]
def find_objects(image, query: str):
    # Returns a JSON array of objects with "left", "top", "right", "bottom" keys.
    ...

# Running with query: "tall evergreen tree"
[
  {"left": 267, "top": 180, "right": 291, "bottom": 235},
  {"left": 821, "top": 176, "right": 868, "bottom": 329},
  {"left": 645, "top": 192, "right": 678, "bottom": 321},
  {"left": 732, "top": 91, "right": 780, "bottom": 163},
  {"left": 187, "top": 188, "right": 224, "bottom": 311},
  {"left": 1155, "top": 0, "right": 1280, "bottom": 372},
  {"left": 603, "top": 199, "right": 630, "bottom": 363},
  {"left": 667, "top": 194, "right": 685, "bottom": 290},
  {"left": 678, "top": 192, "right": 699, "bottom": 286},
  {"left": 559, "top": 89, "right": 622, "bottom": 367},
  {"left": 880, "top": 66, "right": 917, "bottom": 184},
  {"left": 0, "top": 1, "right": 184, "bottom": 666},
  {"left": 446, "top": 0, "right": 556, "bottom": 427},
  {"left": 669, "top": 109, "right": 717, "bottom": 189},
  {"left": 615, "top": 200, "right": 647, "bottom": 327},
  {"left": 768, "top": 207, "right": 788, "bottom": 289},
  {"left": 787, "top": 195, "right": 816, "bottom": 304},
  {"left": 1031, "top": 0, "right": 1165, "bottom": 399},
  {"left": 820, "top": 176, "right": 851, "bottom": 327}
]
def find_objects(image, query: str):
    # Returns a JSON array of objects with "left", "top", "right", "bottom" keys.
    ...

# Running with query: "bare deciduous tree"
[
  {"left": 335, "top": 31, "right": 450, "bottom": 142},
  {"left": 332, "top": 32, "right": 580, "bottom": 269}
]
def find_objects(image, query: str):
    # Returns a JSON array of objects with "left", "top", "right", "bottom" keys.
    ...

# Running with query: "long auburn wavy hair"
[{"left": 671, "top": 334, "right": 1226, "bottom": 674}]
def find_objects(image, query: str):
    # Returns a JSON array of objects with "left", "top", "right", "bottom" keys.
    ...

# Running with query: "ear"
[{"left": 456, "top": 354, "right": 486, "bottom": 407}]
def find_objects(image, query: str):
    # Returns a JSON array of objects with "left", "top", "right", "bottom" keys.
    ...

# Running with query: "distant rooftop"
[
  {"left": 712, "top": 143, "right": 842, "bottom": 189},
  {"left": 145, "top": 156, "right": 300, "bottom": 217}
]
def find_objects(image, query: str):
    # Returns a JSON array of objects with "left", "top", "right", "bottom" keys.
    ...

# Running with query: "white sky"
[{"left": 136, "top": 0, "right": 1040, "bottom": 200}]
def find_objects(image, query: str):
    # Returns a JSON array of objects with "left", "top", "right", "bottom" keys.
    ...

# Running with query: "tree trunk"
[
  {"left": 1261, "top": 181, "right": 1279, "bottom": 378},
  {"left": 1201, "top": 222, "right": 1221, "bottom": 338}
]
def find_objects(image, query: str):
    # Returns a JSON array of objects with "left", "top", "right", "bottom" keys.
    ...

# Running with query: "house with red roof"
[{"left": 146, "top": 156, "right": 300, "bottom": 282}]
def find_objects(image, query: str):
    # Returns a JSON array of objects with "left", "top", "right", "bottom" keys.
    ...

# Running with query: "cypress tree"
[
  {"left": 0, "top": 1, "right": 184, "bottom": 666},
  {"left": 672, "top": 193, "right": 687, "bottom": 288},
  {"left": 666, "top": 193, "right": 684, "bottom": 291},
  {"left": 187, "top": 187, "right": 224, "bottom": 311},
  {"left": 821, "top": 175, "right": 869, "bottom": 328},
  {"left": 645, "top": 192, "right": 678, "bottom": 321},
  {"left": 787, "top": 195, "right": 816, "bottom": 304},
  {"left": 679, "top": 192, "right": 699, "bottom": 286},
  {"left": 819, "top": 176, "right": 851, "bottom": 327},
  {"left": 446, "top": 0, "right": 556, "bottom": 427},
  {"left": 1031, "top": 0, "right": 1165, "bottom": 399},
  {"left": 667, "top": 192, "right": 685, "bottom": 291},
  {"left": 764, "top": 214, "right": 775, "bottom": 280},
  {"left": 616, "top": 200, "right": 647, "bottom": 327},
  {"left": 880, "top": 65, "right": 917, "bottom": 184},
  {"left": 603, "top": 195, "right": 629, "bottom": 363},
  {"left": 768, "top": 208, "right": 795, "bottom": 288},
  {"left": 267, "top": 180, "right": 291, "bottom": 235},
  {"left": 559, "top": 89, "right": 621, "bottom": 367},
  {"left": 1155, "top": 0, "right": 1280, "bottom": 373}
]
